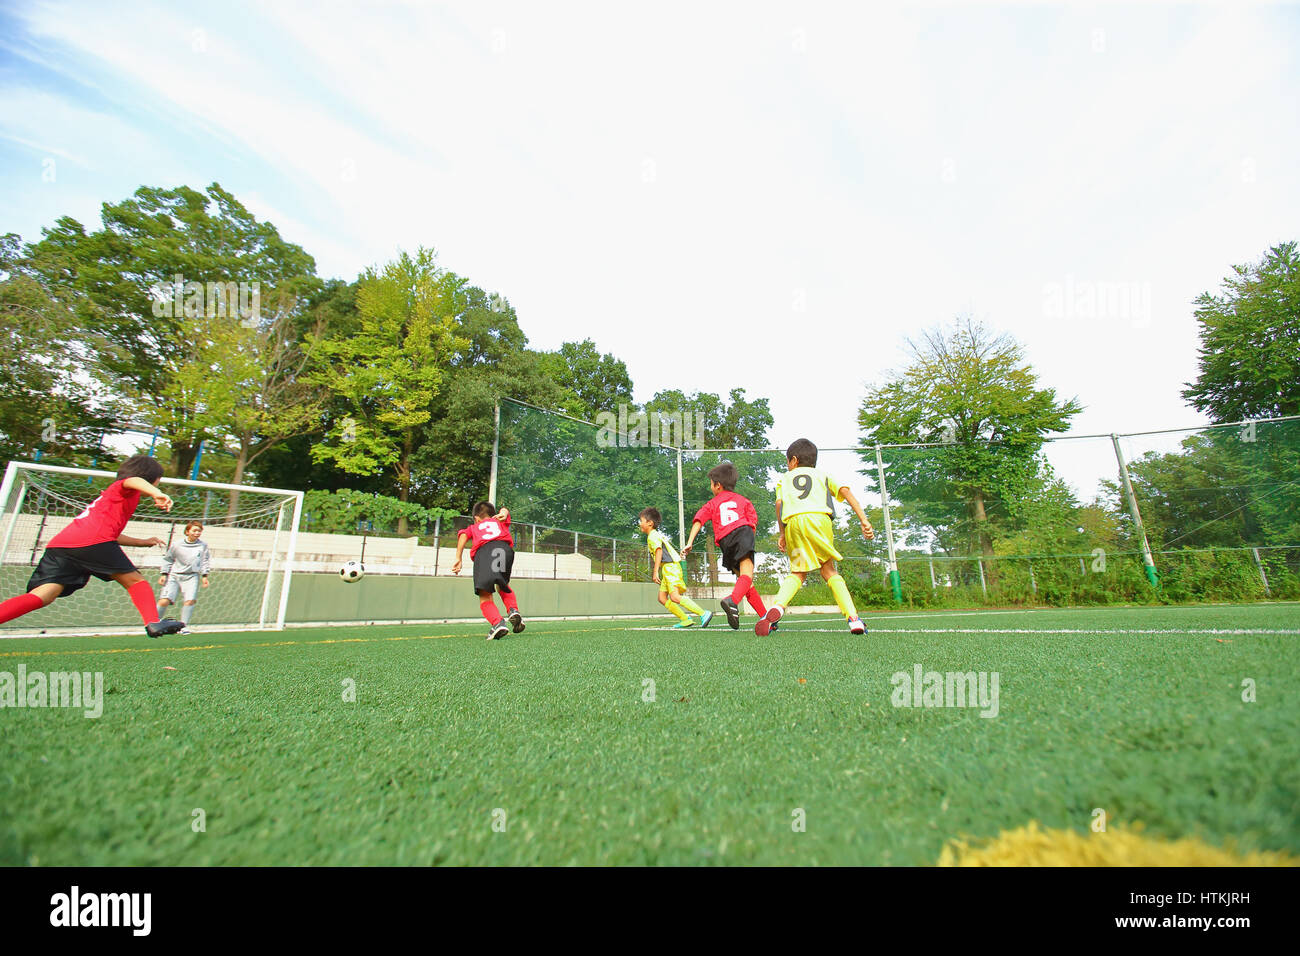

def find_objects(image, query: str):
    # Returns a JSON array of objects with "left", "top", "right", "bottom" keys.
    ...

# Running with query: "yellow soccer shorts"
[
  {"left": 784, "top": 513, "right": 842, "bottom": 574},
  {"left": 659, "top": 560, "right": 687, "bottom": 594}
]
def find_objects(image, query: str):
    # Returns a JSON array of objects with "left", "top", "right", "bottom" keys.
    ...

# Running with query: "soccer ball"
[{"left": 340, "top": 560, "right": 364, "bottom": 583}]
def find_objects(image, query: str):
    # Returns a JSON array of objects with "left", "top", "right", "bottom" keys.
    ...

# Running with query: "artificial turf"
[{"left": 1, "top": 603, "right": 1297, "bottom": 865}]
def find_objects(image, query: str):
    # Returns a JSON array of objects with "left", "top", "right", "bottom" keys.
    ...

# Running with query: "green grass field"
[{"left": 2, "top": 603, "right": 1298, "bottom": 865}]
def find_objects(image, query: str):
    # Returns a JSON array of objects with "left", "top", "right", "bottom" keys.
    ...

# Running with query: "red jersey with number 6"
[
  {"left": 693, "top": 491, "right": 757, "bottom": 544},
  {"left": 460, "top": 514, "right": 514, "bottom": 558},
  {"left": 48, "top": 479, "right": 142, "bottom": 548}
]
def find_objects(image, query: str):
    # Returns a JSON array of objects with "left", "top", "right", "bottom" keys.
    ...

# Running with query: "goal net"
[{"left": 0, "top": 461, "right": 303, "bottom": 636}]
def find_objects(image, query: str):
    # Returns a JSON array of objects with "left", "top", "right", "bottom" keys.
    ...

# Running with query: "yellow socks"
[
  {"left": 827, "top": 574, "right": 858, "bottom": 619},
  {"left": 665, "top": 600, "right": 689, "bottom": 622},
  {"left": 678, "top": 595, "right": 706, "bottom": 616},
  {"left": 774, "top": 574, "right": 801, "bottom": 609}
]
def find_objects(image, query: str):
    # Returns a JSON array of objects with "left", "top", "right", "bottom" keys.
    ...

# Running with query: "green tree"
[
  {"left": 0, "top": 234, "right": 118, "bottom": 464},
  {"left": 308, "top": 248, "right": 466, "bottom": 530},
  {"left": 1183, "top": 241, "right": 1300, "bottom": 422},
  {"left": 22, "top": 184, "right": 318, "bottom": 476},
  {"left": 537, "top": 339, "right": 634, "bottom": 419},
  {"left": 858, "top": 318, "right": 1082, "bottom": 566},
  {"left": 167, "top": 284, "right": 328, "bottom": 512},
  {"left": 413, "top": 286, "right": 575, "bottom": 513}
]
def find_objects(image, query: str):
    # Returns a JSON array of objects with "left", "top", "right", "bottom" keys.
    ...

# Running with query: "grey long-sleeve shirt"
[{"left": 161, "top": 540, "right": 212, "bottom": 576}]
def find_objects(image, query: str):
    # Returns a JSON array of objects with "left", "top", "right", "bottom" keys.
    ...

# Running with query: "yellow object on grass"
[{"left": 938, "top": 821, "right": 1297, "bottom": 867}]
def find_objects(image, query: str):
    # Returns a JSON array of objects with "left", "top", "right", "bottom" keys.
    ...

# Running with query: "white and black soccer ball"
[{"left": 340, "top": 560, "right": 365, "bottom": 583}]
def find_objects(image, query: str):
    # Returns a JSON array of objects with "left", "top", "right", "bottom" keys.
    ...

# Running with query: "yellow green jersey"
[
  {"left": 776, "top": 467, "right": 847, "bottom": 522},
  {"left": 646, "top": 528, "right": 681, "bottom": 564}
]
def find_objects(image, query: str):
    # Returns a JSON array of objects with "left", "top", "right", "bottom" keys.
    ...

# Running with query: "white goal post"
[{"left": 0, "top": 461, "right": 304, "bottom": 636}]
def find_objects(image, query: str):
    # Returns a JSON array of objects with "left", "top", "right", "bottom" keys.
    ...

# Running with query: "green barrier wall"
[{"left": 285, "top": 573, "right": 666, "bottom": 623}]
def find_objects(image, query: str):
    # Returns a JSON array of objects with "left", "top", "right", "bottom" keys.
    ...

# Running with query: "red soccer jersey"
[
  {"left": 48, "top": 479, "right": 142, "bottom": 548},
  {"left": 693, "top": 491, "right": 757, "bottom": 543},
  {"left": 460, "top": 514, "right": 514, "bottom": 558}
]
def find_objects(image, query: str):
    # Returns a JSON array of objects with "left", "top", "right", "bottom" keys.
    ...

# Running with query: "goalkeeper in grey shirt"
[{"left": 157, "top": 521, "right": 212, "bottom": 628}]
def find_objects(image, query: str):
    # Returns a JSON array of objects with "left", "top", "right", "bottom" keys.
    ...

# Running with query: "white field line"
[{"left": 631, "top": 626, "right": 1299, "bottom": 635}]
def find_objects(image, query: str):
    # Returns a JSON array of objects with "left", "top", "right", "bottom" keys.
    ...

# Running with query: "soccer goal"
[{"left": 0, "top": 461, "right": 303, "bottom": 636}]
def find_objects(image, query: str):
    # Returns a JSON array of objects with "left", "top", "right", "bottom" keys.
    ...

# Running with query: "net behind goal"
[{"left": 0, "top": 461, "right": 303, "bottom": 635}]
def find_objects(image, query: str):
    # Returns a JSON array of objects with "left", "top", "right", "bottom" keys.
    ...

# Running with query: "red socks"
[
  {"left": 729, "top": 575, "right": 766, "bottom": 615},
  {"left": 500, "top": 588, "right": 518, "bottom": 613},
  {"left": 480, "top": 598, "right": 503, "bottom": 626},
  {"left": 127, "top": 581, "right": 161, "bottom": 625},
  {"left": 730, "top": 575, "right": 752, "bottom": 604},
  {"left": 0, "top": 592, "right": 44, "bottom": 624}
]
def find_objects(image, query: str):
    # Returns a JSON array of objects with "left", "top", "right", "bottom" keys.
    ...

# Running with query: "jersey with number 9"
[{"left": 776, "top": 467, "right": 844, "bottom": 521}]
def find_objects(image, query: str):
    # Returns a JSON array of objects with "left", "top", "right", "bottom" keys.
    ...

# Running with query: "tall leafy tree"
[
  {"left": 167, "top": 284, "right": 328, "bottom": 512},
  {"left": 858, "top": 318, "right": 1082, "bottom": 564},
  {"left": 308, "top": 248, "right": 466, "bottom": 530},
  {"left": 537, "top": 339, "right": 634, "bottom": 419},
  {"left": 22, "top": 184, "right": 318, "bottom": 476},
  {"left": 1183, "top": 241, "right": 1300, "bottom": 422},
  {"left": 0, "top": 234, "right": 118, "bottom": 464}
]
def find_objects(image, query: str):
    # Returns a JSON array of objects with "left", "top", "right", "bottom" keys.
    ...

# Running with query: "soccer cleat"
[
  {"left": 720, "top": 598, "right": 741, "bottom": 630},
  {"left": 699, "top": 610, "right": 715, "bottom": 628},
  {"left": 672, "top": 619, "right": 697, "bottom": 629},
  {"left": 177, "top": 626, "right": 193, "bottom": 635},
  {"left": 769, "top": 620, "right": 780, "bottom": 633},
  {"left": 848, "top": 616, "right": 866, "bottom": 635},
  {"left": 755, "top": 605, "right": 783, "bottom": 637},
  {"left": 508, "top": 611, "right": 525, "bottom": 633},
  {"left": 488, "top": 622, "right": 509, "bottom": 641},
  {"left": 146, "top": 619, "right": 185, "bottom": 639}
]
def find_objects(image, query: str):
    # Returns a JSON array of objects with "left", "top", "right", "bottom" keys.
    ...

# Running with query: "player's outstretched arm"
[
  {"left": 123, "top": 477, "right": 173, "bottom": 512},
  {"left": 682, "top": 520, "right": 704, "bottom": 553},
  {"left": 839, "top": 487, "right": 875, "bottom": 539},
  {"left": 119, "top": 534, "right": 166, "bottom": 548},
  {"left": 450, "top": 533, "right": 469, "bottom": 574}
]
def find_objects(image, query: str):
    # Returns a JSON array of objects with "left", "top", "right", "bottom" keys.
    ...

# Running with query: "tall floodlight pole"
[
  {"left": 488, "top": 400, "right": 501, "bottom": 505},
  {"left": 1111, "top": 433, "right": 1159, "bottom": 588},
  {"left": 874, "top": 445, "right": 903, "bottom": 604}
]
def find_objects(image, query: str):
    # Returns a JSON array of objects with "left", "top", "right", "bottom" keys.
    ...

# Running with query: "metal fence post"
[
  {"left": 488, "top": 400, "right": 500, "bottom": 505},
  {"left": 1111, "top": 433, "right": 1159, "bottom": 588},
  {"left": 433, "top": 516, "right": 441, "bottom": 575},
  {"left": 1253, "top": 547, "right": 1271, "bottom": 596},
  {"left": 874, "top": 445, "right": 903, "bottom": 604},
  {"left": 977, "top": 559, "right": 987, "bottom": 598}
]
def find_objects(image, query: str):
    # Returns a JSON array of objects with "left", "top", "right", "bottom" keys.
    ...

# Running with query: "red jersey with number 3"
[
  {"left": 693, "top": 491, "right": 757, "bottom": 544},
  {"left": 48, "top": 479, "right": 142, "bottom": 548},
  {"left": 461, "top": 514, "right": 514, "bottom": 558}
]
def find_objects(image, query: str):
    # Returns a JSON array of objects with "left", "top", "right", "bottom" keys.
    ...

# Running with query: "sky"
[{"left": 2, "top": 0, "right": 1298, "bottom": 501}]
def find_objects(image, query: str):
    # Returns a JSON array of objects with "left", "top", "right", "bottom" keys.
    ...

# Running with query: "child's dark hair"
[
  {"left": 118, "top": 454, "right": 164, "bottom": 485},
  {"left": 472, "top": 501, "right": 496, "bottom": 519},
  {"left": 639, "top": 507, "right": 661, "bottom": 528},
  {"left": 708, "top": 461, "right": 738, "bottom": 491},
  {"left": 786, "top": 439, "right": 817, "bottom": 467}
]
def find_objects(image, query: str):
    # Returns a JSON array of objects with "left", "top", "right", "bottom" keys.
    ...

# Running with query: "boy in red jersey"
[
  {"left": 0, "top": 455, "right": 186, "bottom": 638},
  {"left": 451, "top": 501, "right": 525, "bottom": 641},
  {"left": 682, "top": 461, "right": 770, "bottom": 630}
]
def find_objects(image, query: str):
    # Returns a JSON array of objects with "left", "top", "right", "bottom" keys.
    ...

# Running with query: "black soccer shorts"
[
  {"left": 472, "top": 541, "right": 515, "bottom": 594},
  {"left": 27, "top": 542, "right": 139, "bottom": 598},
  {"left": 718, "top": 525, "right": 756, "bottom": 575}
]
